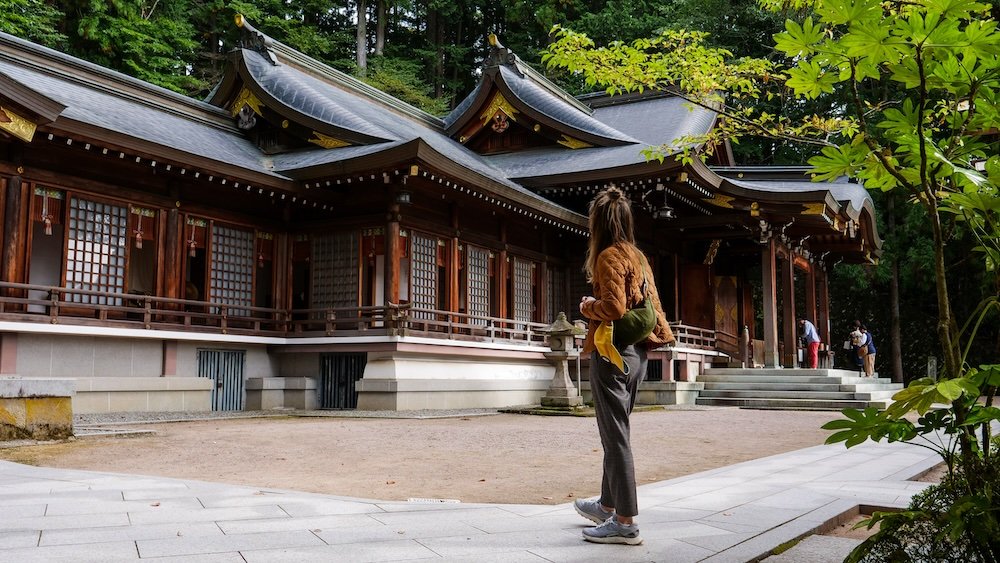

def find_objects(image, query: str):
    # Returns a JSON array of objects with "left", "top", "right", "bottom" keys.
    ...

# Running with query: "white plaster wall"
[
  {"left": 17, "top": 334, "right": 162, "bottom": 378},
  {"left": 363, "top": 354, "right": 552, "bottom": 384},
  {"left": 276, "top": 353, "right": 321, "bottom": 379}
]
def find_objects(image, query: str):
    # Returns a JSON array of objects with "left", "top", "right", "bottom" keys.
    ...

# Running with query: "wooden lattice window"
[
  {"left": 209, "top": 224, "right": 254, "bottom": 316},
  {"left": 410, "top": 232, "right": 438, "bottom": 319},
  {"left": 512, "top": 257, "right": 535, "bottom": 323},
  {"left": 312, "top": 232, "right": 358, "bottom": 309},
  {"left": 547, "top": 265, "right": 567, "bottom": 323},
  {"left": 466, "top": 245, "right": 491, "bottom": 325},
  {"left": 66, "top": 197, "right": 128, "bottom": 305}
]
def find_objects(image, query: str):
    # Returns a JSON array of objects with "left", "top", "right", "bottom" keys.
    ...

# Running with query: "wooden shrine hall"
[{"left": 0, "top": 18, "right": 881, "bottom": 413}]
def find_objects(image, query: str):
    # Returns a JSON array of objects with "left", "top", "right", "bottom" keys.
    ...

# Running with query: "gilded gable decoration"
[
  {"left": 309, "top": 132, "right": 351, "bottom": 149},
  {"left": 480, "top": 92, "right": 518, "bottom": 124},
  {"left": 557, "top": 135, "right": 592, "bottom": 150},
  {"left": 704, "top": 194, "right": 735, "bottom": 208},
  {"left": 0, "top": 106, "right": 37, "bottom": 142},
  {"left": 230, "top": 88, "right": 264, "bottom": 118},
  {"left": 801, "top": 203, "right": 827, "bottom": 215}
]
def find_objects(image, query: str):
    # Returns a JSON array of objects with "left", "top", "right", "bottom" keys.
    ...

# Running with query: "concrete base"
[
  {"left": 356, "top": 351, "right": 553, "bottom": 410},
  {"left": 72, "top": 377, "right": 212, "bottom": 413},
  {"left": 246, "top": 377, "right": 318, "bottom": 410},
  {"left": 540, "top": 395, "right": 583, "bottom": 408},
  {"left": 0, "top": 377, "right": 75, "bottom": 440}
]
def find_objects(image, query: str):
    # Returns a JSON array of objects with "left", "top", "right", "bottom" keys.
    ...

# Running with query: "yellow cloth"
[{"left": 593, "top": 321, "right": 628, "bottom": 375}]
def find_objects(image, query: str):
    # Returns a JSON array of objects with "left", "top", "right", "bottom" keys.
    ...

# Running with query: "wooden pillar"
[
  {"left": 384, "top": 201, "right": 401, "bottom": 306},
  {"left": 498, "top": 224, "right": 508, "bottom": 319},
  {"left": 761, "top": 238, "right": 780, "bottom": 368},
  {"left": 161, "top": 208, "right": 182, "bottom": 300},
  {"left": 781, "top": 248, "right": 797, "bottom": 367},
  {"left": 805, "top": 263, "right": 817, "bottom": 337},
  {"left": 272, "top": 233, "right": 290, "bottom": 311},
  {"left": 448, "top": 204, "right": 460, "bottom": 315},
  {"left": 817, "top": 265, "right": 831, "bottom": 343},
  {"left": 1, "top": 163, "right": 28, "bottom": 287}
]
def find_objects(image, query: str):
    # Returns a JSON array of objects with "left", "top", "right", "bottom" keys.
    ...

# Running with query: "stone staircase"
[{"left": 695, "top": 367, "right": 902, "bottom": 410}]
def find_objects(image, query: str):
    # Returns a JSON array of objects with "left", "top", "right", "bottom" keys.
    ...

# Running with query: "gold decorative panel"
[
  {"left": 0, "top": 106, "right": 37, "bottom": 142},
  {"left": 557, "top": 135, "right": 592, "bottom": 149},
  {"left": 704, "top": 194, "right": 735, "bottom": 208},
  {"left": 479, "top": 92, "right": 519, "bottom": 123},
  {"left": 308, "top": 132, "right": 350, "bottom": 149},
  {"left": 801, "top": 203, "right": 827, "bottom": 215},
  {"left": 230, "top": 87, "right": 264, "bottom": 117}
]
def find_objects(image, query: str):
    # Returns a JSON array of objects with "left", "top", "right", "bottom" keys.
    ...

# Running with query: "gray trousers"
[{"left": 590, "top": 345, "right": 647, "bottom": 517}]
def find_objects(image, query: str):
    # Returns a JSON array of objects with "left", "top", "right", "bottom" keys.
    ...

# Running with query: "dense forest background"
[{"left": 1, "top": 0, "right": 995, "bottom": 381}]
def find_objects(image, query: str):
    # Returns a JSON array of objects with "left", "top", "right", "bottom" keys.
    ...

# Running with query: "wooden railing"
[
  {"left": 0, "top": 282, "right": 548, "bottom": 345},
  {"left": 670, "top": 322, "right": 717, "bottom": 350},
  {"left": 0, "top": 282, "right": 721, "bottom": 351}
]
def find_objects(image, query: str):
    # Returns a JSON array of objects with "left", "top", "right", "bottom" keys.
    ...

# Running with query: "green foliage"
[
  {"left": 0, "top": 0, "right": 67, "bottom": 48},
  {"left": 845, "top": 456, "right": 1000, "bottom": 562},
  {"left": 58, "top": 0, "right": 206, "bottom": 94},
  {"left": 359, "top": 56, "right": 450, "bottom": 115}
]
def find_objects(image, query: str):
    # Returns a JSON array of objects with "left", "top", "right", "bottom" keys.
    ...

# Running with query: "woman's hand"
[{"left": 579, "top": 295, "right": 596, "bottom": 314}]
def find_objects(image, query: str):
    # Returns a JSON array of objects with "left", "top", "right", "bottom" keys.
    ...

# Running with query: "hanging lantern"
[{"left": 258, "top": 253, "right": 265, "bottom": 268}]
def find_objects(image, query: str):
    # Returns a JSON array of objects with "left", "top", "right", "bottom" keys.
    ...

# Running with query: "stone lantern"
[{"left": 538, "top": 312, "right": 586, "bottom": 408}]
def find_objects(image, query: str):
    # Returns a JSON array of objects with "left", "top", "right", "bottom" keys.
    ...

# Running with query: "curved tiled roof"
[
  {"left": 486, "top": 94, "right": 716, "bottom": 180},
  {"left": 495, "top": 66, "right": 637, "bottom": 144},
  {"left": 241, "top": 49, "right": 398, "bottom": 144},
  {"left": 0, "top": 43, "right": 274, "bottom": 177}
]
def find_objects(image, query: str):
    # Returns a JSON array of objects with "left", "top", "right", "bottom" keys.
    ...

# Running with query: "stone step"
[
  {"left": 702, "top": 382, "right": 844, "bottom": 392},
  {"left": 698, "top": 389, "right": 898, "bottom": 401},
  {"left": 700, "top": 382, "right": 900, "bottom": 395},
  {"left": 703, "top": 367, "right": 867, "bottom": 378},
  {"left": 697, "top": 375, "right": 893, "bottom": 385},
  {"left": 695, "top": 397, "right": 891, "bottom": 410}
]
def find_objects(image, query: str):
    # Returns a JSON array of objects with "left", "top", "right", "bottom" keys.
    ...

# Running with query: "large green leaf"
[{"left": 774, "top": 17, "right": 825, "bottom": 57}]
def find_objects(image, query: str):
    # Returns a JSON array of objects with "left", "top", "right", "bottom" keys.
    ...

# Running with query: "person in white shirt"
[{"left": 798, "top": 318, "right": 822, "bottom": 368}]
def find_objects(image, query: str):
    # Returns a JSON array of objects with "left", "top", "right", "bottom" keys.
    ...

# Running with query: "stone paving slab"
[{"left": 0, "top": 437, "right": 940, "bottom": 562}]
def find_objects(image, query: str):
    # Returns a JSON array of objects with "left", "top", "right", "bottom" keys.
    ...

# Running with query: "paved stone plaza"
[{"left": 0, "top": 437, "right": 939, "bottom": 562}]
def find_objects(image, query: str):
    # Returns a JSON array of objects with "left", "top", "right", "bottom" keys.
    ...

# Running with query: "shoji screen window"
[
  {"left": 546, "top": 265, "right": 567, "bottom": 323},
  {"left": 209, "top": 224, "right": 254, "bottom": 316},
  {"left": 66, "top": 196, "right": 128, "bottom": 305},
  {"left": 410, "top": 231, "right": 438, "bottom": 319},
  {"left": 311, "top": 232, "right": 359, "bottom": 311},
  {"left": 511, "top": 257, "right": 536, "bottom": 323},
  {"left": 466, "top": 245, "right": 492, "bottom": 325}
]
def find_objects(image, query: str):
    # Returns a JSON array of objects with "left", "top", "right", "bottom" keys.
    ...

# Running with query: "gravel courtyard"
[{"left": 0, "top": 407, "right": 843, "bottom": 505}]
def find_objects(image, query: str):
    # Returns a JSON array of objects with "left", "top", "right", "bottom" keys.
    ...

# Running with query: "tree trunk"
[
  {"left": 375, "top": 0, "right": 386, "bottom": 56},
  {"left": 426, "top": 6, "right": 441, "bottom": 97},
  {"left": 356, "top": 0, "right": 368, "bottom": 73},
  {"left": 887, "top": 193, "right": 904, "bottom": 383}
]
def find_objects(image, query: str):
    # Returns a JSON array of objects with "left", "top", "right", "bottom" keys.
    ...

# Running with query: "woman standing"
[{"left": 574, "top": 187, "right": 674, "bottom": 545}]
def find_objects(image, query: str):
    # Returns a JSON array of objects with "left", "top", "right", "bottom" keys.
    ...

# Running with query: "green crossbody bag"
[{"left": 613, "top": 257, "right": 656, "bottom": 347}]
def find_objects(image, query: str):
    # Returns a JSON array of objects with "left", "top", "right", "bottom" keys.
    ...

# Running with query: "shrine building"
[{"left": 0, "top": 19, "right": 881, "bottom": 413}]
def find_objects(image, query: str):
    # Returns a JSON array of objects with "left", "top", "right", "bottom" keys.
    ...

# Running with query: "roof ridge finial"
[
  {"left": 234, "top": 14, "right": 278, "bottom": 66},
  {"left": 485, "top": 33, "right": 517, "bottom": 71}
]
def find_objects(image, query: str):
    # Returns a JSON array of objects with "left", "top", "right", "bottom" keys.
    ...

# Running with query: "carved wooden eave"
[{"left": 691, "top": 161, "right": 883, "bottom": 263}]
